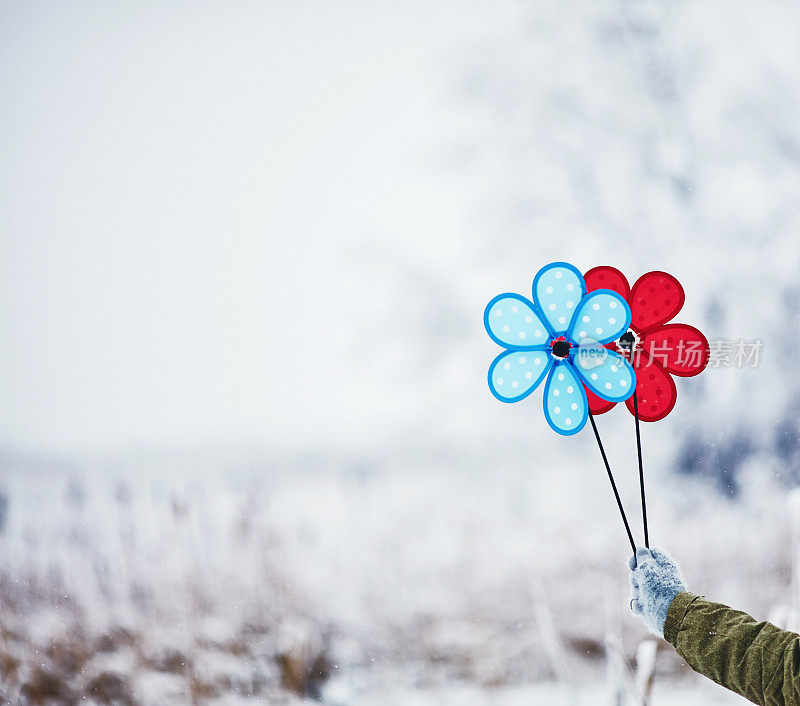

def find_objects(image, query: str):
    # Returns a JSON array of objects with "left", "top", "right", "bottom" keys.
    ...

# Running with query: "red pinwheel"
[{"left": 582, "top": 267, "right": 709, "bottom": 422}]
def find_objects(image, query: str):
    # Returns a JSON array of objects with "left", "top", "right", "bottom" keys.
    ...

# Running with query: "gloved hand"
[{"left": 629, "top": 547, "right": 686, "bottom": 638}]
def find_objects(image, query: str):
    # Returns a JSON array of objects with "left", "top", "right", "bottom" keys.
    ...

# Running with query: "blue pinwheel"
[{"left": 484, "top": 262, "right": 637, "bottom": 435}]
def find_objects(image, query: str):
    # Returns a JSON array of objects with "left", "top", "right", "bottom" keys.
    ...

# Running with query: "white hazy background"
[
  {"left": 0, "top": 0, "right": 513, "bottom": 455},
  {"left": 1, "top": 1, "right": 800, "bottom": 704}
]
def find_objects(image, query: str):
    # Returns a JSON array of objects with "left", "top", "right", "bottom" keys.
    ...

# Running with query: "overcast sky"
[
  {"left": 4, "top": 0, "right": 799, "bottom": 469},
  {"left": 0, "top": 1, "right": 518, "bottom": 455}
]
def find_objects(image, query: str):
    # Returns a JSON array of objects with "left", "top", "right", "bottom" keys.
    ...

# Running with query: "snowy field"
[
  {"left": 0, "top": 458, "right": 783, "bottom": 703},
  {"left": 2, "top": 0, "right": 800, "bottom": 703},
  {"left": 326, "top": 679, "right": 749, "bottom": 705}
]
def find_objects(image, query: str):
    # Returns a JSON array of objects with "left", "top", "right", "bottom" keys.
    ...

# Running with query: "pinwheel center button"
[
  {"left": 551, "top": 340, "right": 571, "bottom": 358},
  {"left": 619, "top": 331, "right": 636, "bottom": 349}
]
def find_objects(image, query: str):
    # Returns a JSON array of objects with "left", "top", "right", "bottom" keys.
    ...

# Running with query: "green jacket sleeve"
[{"left": 664, "top": 592, "right": 800, "bottom": 705}]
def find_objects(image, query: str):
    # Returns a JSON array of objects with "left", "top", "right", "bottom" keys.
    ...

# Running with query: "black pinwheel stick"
[
  {"left": 632, "top": 391, "right": 649, "bottom": 548},
  {"left": 588, "top": 411, "right": 637, "bottom": 555}
]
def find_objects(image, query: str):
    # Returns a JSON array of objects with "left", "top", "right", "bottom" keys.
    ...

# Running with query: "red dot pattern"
[
  {"left": 584, "top": 265, "right": 631, "bottom": 300},
  {"left": 640, "top": 324, "right": 709, "bottom": 377},
  {"left": 581, "top": 266, "right": 705, "bottom": 422},
  {"left": 625, "top": 356, "right": 677, "bottom": 421},
  {"left": 629, "top": 271, "right": 685, "bottom": 333}
]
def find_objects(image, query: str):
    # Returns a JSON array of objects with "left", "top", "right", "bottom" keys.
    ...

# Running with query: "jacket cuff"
[{"left": 663, "top": 592, "right": 699, "bottom": 646}]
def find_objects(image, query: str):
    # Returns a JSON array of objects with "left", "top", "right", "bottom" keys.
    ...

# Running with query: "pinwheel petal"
[
  {"left": 484, "top": 294, "right": 551, "bottom": 348},
  {"left": 543, "top": 361, "right": 588, "bottom": 435},
  {"left": 626, "top": 357, "right": 677, "bottom": 422},
  {"left": 532, "top": 262, "right": 586, "bottom": 336},
  {"left": 640, "top": 324, "right": 709, "bottom": 377},
  {"left": 574, "top": 348, "right": 635, "bottom": 402},
  {"left": 488, "top": 350, "right": 552, "bottom": 403},
  {"left": 585, "top": 386, "right": 616, "bottom": 415},
  {"left": 629, "top": 271, "right": 685, "bottom": 333},
  {"left": 568, "top": 290, "right": 631, "bottom": 345},
  {"left": 584, "top": 265, "right": 631, "bottom": 300}
]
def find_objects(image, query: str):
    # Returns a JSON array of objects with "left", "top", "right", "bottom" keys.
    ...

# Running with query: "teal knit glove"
[{"left": 629, "top": 547, "right": 686, "bottom": 638}]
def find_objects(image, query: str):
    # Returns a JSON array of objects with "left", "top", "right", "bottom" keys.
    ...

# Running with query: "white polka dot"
[
  {"left": 582, "top": 316, "right": 590, "bottom": 323},
  {"left": 609, "top": 301, "right": 618, "bottom": 309},
  {"left": 605, "top": 382, "right": 612, "bottom": 390},
  {"left": 553, "top": 389, "right": 560, "bottom": 397},
  {"left": 558, "top": 373, "right": 564, "bottom": 381},
  {"left": 512, "top": 381, "right": 519, "bottom": 388},
  {"left": 518, "top": 332, "right": 526, "bottom": 339},
  {"left": 534, "top": 329, "right": 542, "bottom": 337},
  {"left": 519, "top": 357, "right": 526, "bottom": 364},
  {"left": 526, "top": 316, "right": 533, "bottom": 323},
  {"left": 545, "top": 287, "right": 553, "bottom": 294},
  {"left": 591, "top": 373, "right": 598, "bottom": 380},
  {"left": 496, "top": 310, "right": 502, "bottom": 316},
  {"left": 571, "top": 402, "right": 578, "bottom": 410},
  {"left": 497, "top": 378, "right": 504, "bottom": 385},
  {"left": 566, "top": 301, "right": 574, "bottom": 308},
  {"left": 592, "top": 303, "right": 600, "bottom": 310},
  {"left": 565, "top": 418, "right": 572, "bottom": 425},
  {"left": 567, "top": 386, "right": 574, "bottom": 393},
  {"left": 525, "top": 372, "right": 533, "bottom": 379},
  {"left": 610, "top": 365, "right": 618, "bottom": 373},
  {"left": 534, "top": 358, "right": 541, "bottom": 365},
  {"left": 609, "top": 318, "right": 616, "bottom": 325},
  {"left": 595, "top": 327, "right": 603, "bottom": 335},
  {"left": 579, "top": 331, "right": 587, "bottom": 338},
  {"left": 511, "top": 305, "right": 519, "bottom": 313},
  {"left": 558, "top": 316, "right": 566, "bottom": 324},
  {"left": 554, "top": 406, "right": 560, "bottom": 414},
  {"left": 504, "top": 362, "right": 511, "bottom": 369},
  {"left": 503, "top": 325, "right": 510, "bottom": 333},
  {"left": 566, "top": 283, "right": 574, "bottom": 291},
  {"left": 555, "top": 272, "right": 562, "bottom": 279},
  {"left": 620, "top": 379, "right": 627, "bottom": 387},
  {"left": 548, "top": 303, "right": 557, "bottom": 311}
]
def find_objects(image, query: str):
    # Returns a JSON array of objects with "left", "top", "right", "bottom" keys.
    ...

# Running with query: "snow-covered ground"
[
  {"left": 0, "top": 458, "right": 783, "bottom": 703},
  {"left": 1, "top": 0, "right": 800, "bottom": 703},
  {"left": 326, "top": 678, "right": 749, "bottom": 705}
]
